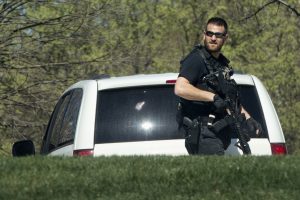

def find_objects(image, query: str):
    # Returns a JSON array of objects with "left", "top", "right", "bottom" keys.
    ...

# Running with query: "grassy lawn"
[{"left": 0, "top": 156, "right": 299, "bottom": 200}]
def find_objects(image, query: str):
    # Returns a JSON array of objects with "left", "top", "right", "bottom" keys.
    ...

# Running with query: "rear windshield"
[
  {"left": 95, "top": 85, "right": 267, "bottom": 144},
  {"left": 95, "top": 85, "right": 181, "bottom": 144},
  {"left": 238, "top": 85, "right": 267, "bottom": 138}
]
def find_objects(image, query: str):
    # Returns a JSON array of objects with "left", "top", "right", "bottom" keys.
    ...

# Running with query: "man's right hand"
[{"left": 213, "top": 94, "right": 227, "bottom": 113}]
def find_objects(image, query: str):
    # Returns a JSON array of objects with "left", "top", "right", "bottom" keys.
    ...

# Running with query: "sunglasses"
[{"left": 205, "top": 31, "right": 226, "bottom": 38}]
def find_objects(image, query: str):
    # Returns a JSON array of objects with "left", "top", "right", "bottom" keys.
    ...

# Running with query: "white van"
[{"left": 12, "top": 73, "right": 287, "bottom": 156}]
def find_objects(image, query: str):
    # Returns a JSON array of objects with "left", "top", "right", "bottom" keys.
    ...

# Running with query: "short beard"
[{"left": 204, "top": 40, "right": 223, "bottom": 53}]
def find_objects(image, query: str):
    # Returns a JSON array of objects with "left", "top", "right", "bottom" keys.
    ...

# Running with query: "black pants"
[
  {"left": 184, "top": 125, "right": 228, "bottom": 155},
  {"left": 197, "top": 126, "right": 225, "bottom": 155}
]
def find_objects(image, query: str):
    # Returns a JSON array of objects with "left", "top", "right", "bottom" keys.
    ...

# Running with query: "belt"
[{"left": 196, "top": 115, "right": 215, "bottom": 127}]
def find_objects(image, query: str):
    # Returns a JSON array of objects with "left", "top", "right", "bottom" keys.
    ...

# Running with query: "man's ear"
[
  {"left": 223, "top": 34, "right": 228, "bottom": 42},
  {"left": 202, "top": 32, "right": 206, "bottom": 42}
]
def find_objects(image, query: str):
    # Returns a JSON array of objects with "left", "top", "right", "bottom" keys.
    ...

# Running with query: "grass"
[{"left": 0, "top": 156, "right": 299, "bottom": 200}]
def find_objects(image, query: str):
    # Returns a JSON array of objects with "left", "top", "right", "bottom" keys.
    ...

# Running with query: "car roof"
[
  {"left": 95, "top": 73, "right": 255, "bottom": 90},
  {"left": 96, "top": 73, "right": 178, "bottom": 90},
  {"left": 64, "top": 72, "right": 256, "bottom": 94}
]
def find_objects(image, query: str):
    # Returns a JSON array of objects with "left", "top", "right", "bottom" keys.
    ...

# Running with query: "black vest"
[
  {"left": 196, "top": 45, "right": 232, "bottom": 80},
  {"left": 180, "top": 45, "right": 232, "bottom": 119}
]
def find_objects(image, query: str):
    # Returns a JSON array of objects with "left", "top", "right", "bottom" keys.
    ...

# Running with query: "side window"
[
  {"left": 238, "top": 85, "right": 267, "bottom": 138},
  {"left": 49, "top": 94, "right": 72, "bottom": 148},
  {"left": 43, "top": 89, "right": 83, "bottom": 152},
  {"left": 57, "top": 89, "right": 83, "bottom": 145}
]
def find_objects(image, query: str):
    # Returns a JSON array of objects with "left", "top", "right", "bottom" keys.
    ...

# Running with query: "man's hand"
[
  {"left": 246, "top": 117, "right": 263, "bottom": 136},
  {"left": 213, "top": 94, "right": 227, "bottom": 113}
]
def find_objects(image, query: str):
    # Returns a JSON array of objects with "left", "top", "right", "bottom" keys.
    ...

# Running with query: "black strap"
[
  {"left": 195, "top": 45, "right": 215, "bottom": 73},
  {"left": 195, "top": 44, "right": 231, "bottom": 76},
  {"left": 208, "top": 115, "right": 234, "bottom": 133}
]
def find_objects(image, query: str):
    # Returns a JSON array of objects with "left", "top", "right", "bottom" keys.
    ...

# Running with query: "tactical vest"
[
  {"left": 194, "top": 44, "right": 233, "bottom": 87},
  {"left": 179, "top": 45, "right": 233, "bottom": 119}
]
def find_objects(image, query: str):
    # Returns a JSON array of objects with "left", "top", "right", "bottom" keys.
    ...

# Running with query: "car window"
[
  {"left": 94, "top": 84, "right": 267, "bottom": 144},
  {"left": 43, "top": 89, "right": 83, "bottom": 152},
  {"left": 58, "top": 89, "right": 83, "bottom": 145},
  {"left": 95, "top": 85, "right": 182, "bottom": 144},
  {"left": 238, "top": 85, "right": 268, "bottom": 138}
]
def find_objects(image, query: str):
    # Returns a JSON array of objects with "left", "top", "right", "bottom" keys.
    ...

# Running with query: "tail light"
[
  {"left": 166, "top": 80, "right": 176, "bottom": 84},
  {"left": 271, "top": 143, "right": 287, "bottom": 155},
  {"left": 73, "top": 149, "right": 94, "bottom": 156}
]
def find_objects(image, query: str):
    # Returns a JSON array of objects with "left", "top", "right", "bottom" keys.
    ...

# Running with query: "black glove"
[
  {"left": 213, "top": 94, "right": 227, "bottom": 113},
  {"left": 246, "top": 117, "right": 263, "bottom": 136}
]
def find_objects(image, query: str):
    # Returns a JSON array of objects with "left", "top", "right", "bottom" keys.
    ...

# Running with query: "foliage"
[{"left": 0, "top": 0, "right": 299, "bottom": 154}]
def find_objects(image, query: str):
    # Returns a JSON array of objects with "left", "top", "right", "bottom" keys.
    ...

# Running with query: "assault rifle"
[{"left": 204, "top": 71, "right": 251, "bottom": 155}]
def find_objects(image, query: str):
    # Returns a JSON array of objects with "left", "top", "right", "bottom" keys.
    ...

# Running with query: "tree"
[{"left": 0, "top": 0, "right": 299, "bottom": 155}]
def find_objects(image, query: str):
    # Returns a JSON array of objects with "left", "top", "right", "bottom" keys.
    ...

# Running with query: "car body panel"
[
  {"left": 97, "top": 73, "right": 255, "bottom": 90},
  {"left": 226, "top": 138, "right": 272, "bottom": 155},
  {"left": 92, "top": 138, "right": 272, "bottom": 156},
  {"left": 251, "top": 75, "right": 285, "bottom": 143},
  {"left": 97, "top": 73, "right": 178, "bottom": 90},
  {"left": 93, "top": 139, "right": 188, "bottom": 156},
  {"left": 49, "top": 144, "right": 74, "bottom": 156}
]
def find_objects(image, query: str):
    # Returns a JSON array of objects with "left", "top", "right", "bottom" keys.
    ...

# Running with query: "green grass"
[{"left": 0, "top": 156, "right": 299, "bottom": 200}]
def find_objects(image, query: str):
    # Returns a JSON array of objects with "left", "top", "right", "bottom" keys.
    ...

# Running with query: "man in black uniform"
[{"left": 175, "top": 17, "right": 262, "bottom": 155}]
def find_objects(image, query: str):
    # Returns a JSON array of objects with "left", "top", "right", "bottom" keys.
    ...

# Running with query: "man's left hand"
[{"left": 246, "top": 117, "right": 263, "bottom": 136}]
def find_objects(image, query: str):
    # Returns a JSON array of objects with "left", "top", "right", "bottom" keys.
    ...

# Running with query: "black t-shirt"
[
  {"left": 179, "top": 48, "right": 208, "bottom": 86},
  {"left": 178, "top": 45, "right": 229, "bottom": 119}
]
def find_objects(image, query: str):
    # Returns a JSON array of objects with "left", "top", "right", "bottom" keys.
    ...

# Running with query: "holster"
[
  {"left": 182, "top": 116, "right": 211, "bottom": 154},
  {"left": 182, "top": 117, "right": 200, "bottom": 154}
]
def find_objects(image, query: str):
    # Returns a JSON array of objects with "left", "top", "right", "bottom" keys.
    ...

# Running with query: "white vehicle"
[{"left": 12, "top": 73, "right": 287, "bottom": 156}]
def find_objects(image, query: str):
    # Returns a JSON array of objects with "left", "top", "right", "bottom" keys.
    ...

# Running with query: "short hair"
[{"left": 206, "top": 17, "right": 228, "bottom": 34}]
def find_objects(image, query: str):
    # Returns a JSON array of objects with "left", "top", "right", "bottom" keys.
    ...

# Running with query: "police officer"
[{"left": 175, "top": 17, "right": 262, "bottom": 155}]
